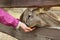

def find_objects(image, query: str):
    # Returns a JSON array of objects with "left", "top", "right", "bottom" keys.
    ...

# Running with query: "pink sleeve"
[{"left": 0, "top": 8, "right": 19, "bottom": 28}]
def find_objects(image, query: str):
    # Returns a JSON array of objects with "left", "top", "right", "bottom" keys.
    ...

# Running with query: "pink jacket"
[{"left": 0, "top": 8, "right": 19, "bottom": 28}]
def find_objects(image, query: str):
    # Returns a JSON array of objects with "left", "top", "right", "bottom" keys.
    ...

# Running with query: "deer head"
[{"left": 20, "top": 7, "right": 60, "bottom": 28}]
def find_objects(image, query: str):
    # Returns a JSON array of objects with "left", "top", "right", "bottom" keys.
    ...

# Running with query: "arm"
[
  {"left": 0, "top": 8, "right": 35, "bottom": 32},
  {"left": 0, "top": 8, "right": 19, "bottom": 28}
]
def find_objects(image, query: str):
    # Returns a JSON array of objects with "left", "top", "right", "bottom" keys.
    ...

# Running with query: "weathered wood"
[
  {"left": 11, "top": 0, "right": 60, "bottom": 7},
  {"left": 0, "top": 0, "right": 60, "bottom": 7},
  {"left": 0, "top": 24, "right": 60, "bottom": 40},
  {"left": 0, "top": 0, "right": 11, "bottom": 7}
]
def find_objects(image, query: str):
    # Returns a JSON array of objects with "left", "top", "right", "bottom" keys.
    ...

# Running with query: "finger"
[
  {"left": 26, "top": 27, "right": 31, "bottom": 29},
  {"left": 30, "top": 27, "right": 36, "bottom": 31},
  {"left": 24, "top": 30, "right": 31, "bottom": 32},
  {"left": 26, "top": 27, "right": 36, "bottom": 31},
  {"left": 24, "top": 27, "right": 36, "bottom": 32}
]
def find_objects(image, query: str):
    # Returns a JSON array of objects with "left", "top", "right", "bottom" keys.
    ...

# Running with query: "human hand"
[{"left": 19, "top": 22, "right": 35, "bottom": 32}]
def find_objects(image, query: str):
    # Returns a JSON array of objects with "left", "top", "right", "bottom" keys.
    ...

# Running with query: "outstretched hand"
[{"left": 19, "top": 22, "right": 35, "bottom": 32}]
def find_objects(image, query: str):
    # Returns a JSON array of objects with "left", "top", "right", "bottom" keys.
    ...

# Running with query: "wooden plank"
[
  {"left": 10, "top": 0, "right": 60, "bottom": 7},
  {"left": 0, "top": 0, "right": 60, "bottom": 7},
  {"left": 0, "top": 24, "right": 60, "bottom": 40}
]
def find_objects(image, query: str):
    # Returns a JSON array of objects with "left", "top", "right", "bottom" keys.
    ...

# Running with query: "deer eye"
[
  {"left": 29, "top": 13, "right": 32, "bottom": 16},
  {"left": 28, "top": 13, "right": 32, "bottom": 19}
]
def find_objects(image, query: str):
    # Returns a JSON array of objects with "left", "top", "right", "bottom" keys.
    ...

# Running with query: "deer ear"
[{"left": 20, "top": 12, "right": 24, "bottom": 22}]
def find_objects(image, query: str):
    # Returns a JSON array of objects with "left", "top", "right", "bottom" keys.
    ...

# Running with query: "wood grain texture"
[
  {"left": 0, "top": 0, "right": 60, "bottom": 7},
  {"left": 11, "top": 0, "right": 60, "bottom": 7}
]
